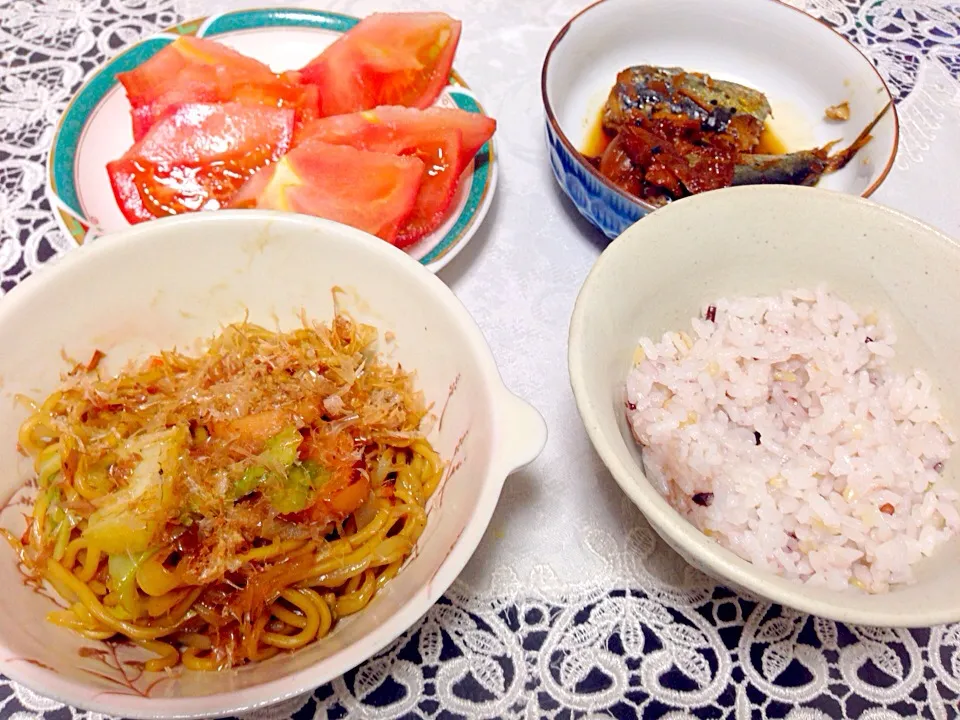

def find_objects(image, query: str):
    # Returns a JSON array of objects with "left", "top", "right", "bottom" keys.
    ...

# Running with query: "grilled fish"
[
  {"left": 602, "top": 65, "right": 772, "bottom": 152},
  {"left": 587, "top": 64, "right": 889, "bottom": 206}
]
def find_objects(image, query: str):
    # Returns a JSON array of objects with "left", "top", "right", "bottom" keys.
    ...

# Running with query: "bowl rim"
[
  {"left": 568, "top": 185, "right": 960, "bottom": 628},
  {"left": 540, "top": 0, "right": 901, "bottom": 213},
  {"left": 0, "top": 210, "right": 541, "bottom": 718}
]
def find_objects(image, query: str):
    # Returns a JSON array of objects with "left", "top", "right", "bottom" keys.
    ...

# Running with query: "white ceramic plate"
[
  {"left": 47, "top": 8, "right": 498, "bottom": 273},
  {"left": 0, "top": 210, "right": 546, "bottom": 718}
]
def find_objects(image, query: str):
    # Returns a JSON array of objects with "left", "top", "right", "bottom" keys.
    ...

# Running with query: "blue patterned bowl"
[
  {"left": 541, "top": 0, "right": 898, "bottom": 240},
  {"left": 544, "top": 121, "right": 646, "bottom": 239}
]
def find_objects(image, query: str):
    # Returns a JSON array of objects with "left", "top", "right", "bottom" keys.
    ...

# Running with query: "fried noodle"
[{"left": 6, "top": 309, "right": 442, "bottom": 670}]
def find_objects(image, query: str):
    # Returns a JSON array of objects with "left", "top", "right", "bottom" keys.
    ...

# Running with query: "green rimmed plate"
[{"left": 46, "top": 8, "right": 497, "bottom": 272}]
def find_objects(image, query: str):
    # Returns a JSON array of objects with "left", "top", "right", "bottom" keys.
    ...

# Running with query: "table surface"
[{"left": 3, "top": 0, "right": 960, "bottom": 718}]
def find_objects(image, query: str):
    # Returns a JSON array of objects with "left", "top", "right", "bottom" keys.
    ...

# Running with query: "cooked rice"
[{"left": 625, "top": 287, "right": 959, "bottom": 593}]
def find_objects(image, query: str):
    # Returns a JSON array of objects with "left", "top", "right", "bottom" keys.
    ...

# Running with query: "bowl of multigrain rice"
[{"left": 569, "top": 184, "right": 960, "bottom": 626}]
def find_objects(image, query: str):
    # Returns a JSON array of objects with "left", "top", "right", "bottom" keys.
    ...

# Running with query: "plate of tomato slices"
[{"left": 47, "top": 8, "right": 498, "bottom": 271}]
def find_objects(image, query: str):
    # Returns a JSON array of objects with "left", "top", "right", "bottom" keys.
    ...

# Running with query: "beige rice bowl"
[{"left": 626, "top": 286, "right": 959, "bottom": 594}]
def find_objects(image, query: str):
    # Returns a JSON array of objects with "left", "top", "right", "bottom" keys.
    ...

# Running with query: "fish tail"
[{"left": 825, "top": 101, "right": 892, "bottom": 172}]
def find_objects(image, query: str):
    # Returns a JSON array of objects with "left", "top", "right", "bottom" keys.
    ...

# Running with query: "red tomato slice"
[
  {"left": 119, "top": 37, "right": 275, "bottom": 106},
  {"left": 298, "top": 106, "right": 495, "bottom": 174},
  {"left": 297, "top": 106, "right": 496, "bottom": 244},
  {"left": 107, "top": 103, "right": 295, "bottom": 223},
  {"left": 298, "top": 13, "right": 462, "bottom": 115},
  {"left": 230, "top": 141, "right": 425, "bottom": 243},
  {"left": 118, "top": 36, "right": 318, "bottom": 140},
  {"left": 392, "top": 129, "right": 463, "bottom": 247}
]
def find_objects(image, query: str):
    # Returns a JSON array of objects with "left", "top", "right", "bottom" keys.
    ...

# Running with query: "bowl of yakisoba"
[{"left": 0, "top": 210, "right": 546, "bottom": 718}]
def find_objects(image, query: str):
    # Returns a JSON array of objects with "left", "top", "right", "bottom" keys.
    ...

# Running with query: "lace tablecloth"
[{"left": 3, "top": 0, "right": 960, "bottom": 717}]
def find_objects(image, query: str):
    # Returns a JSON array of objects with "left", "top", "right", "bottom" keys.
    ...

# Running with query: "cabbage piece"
[
  {"left": 269, "top": 460, "right": 329, "bottom": 513},
  {"left": 263, "top": 425, "right": 302, "bottom": 466},
  {"left": 230, "top": 425, "right": 303, "bottom": 501},
  {"left": 107, "top": 551, "right": 152, "bottom": 618},
  {"left": 84, "top": 427, "right": 186, "bottom": 554},
  {"left": 226, "top": 422, "right": 330, "bottom": 512},
  {"left": 233, "top": 465, "right": 267, "bottom": 499}
]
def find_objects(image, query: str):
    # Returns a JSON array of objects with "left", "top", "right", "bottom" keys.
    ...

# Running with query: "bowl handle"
[{"left": 497, "top": 391, "right": 548, "bottom": 473}]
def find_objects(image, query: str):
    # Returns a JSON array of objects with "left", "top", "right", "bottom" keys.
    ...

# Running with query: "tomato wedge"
[
  {"left": 298, "top": 12, "right": 462, "bottom": 116},
  {"left": 297, "top": 106, "right": 496, "bottom": 244},
  {"left": 230, "top": 140, "right": 425, "bottom": 243},
  {"left": 107, "top": 103, "right": 295, "bottom": 223},
  {"left": 298, "top": 106, "right": 495, "bottom": 173},
  {"left": 118, "top": 36, "right": 318, "bottom": 140},
  {"left": 392, "top": 130, "right": 463, "bottom": 246}
]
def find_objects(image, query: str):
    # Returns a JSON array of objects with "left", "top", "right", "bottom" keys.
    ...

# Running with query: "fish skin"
[
  {"left": 732, "top": 101, "right": 891, "bottom": 187},
  {"left": 732, "top": 151, "right": 827, "bottom": 186},
  {"left": 602, "top": 65, "right": 772, "bottom": 150}
]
